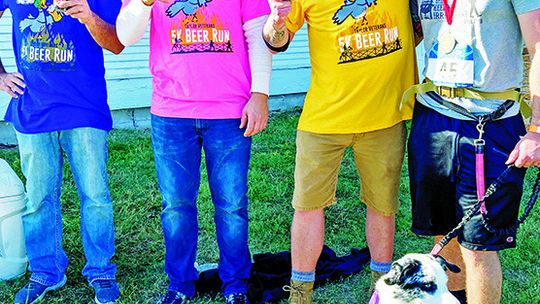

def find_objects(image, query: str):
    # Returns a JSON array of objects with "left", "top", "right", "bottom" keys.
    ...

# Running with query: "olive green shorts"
[{"left": 292, "top": 122, "right": 406, "bottom": 215}]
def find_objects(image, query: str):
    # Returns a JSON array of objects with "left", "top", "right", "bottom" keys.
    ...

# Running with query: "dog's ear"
[
  {"left": 435, "top": 256, "right": 461, "bottom": 273},
  {"left": 384, "top": 259, "right": 421, "bottom": 286},
  {"left": 384, "top": 263, "right": 403, "bottom": 286}
]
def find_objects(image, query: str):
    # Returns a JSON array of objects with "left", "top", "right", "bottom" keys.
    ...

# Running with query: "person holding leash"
[
  {"left": 116, "top": 0, "right": 271, "bottom": 303},
  {"left": 263, "top": 0, "right": 417, "bottom": 302},
  {"left": 406, "top": 1, "right": 540, "bottom": 303},
  {"left": 0, "top": 0, "right": 124, "bottom": 303}
]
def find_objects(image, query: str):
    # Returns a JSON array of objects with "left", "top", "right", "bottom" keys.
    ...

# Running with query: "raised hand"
[
  {"left": 269, "top": 0, "right": 292, "bottom": 28},
  {"left": 57, "top": 0, "right": 95, "bottom": 24}
]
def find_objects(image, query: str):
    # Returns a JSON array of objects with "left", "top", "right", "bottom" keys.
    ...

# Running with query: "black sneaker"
[
  {"left": 225, "top": 293, "right": 249, "bottom": 304},
  {"left": 156, "top": 290, "right": 189, "bottom": 304},
  {"left": 91, "top": 279, "right": 120, "bottom": 304},
  {"left": 14, "top": 275, "right": 67, "bottom": 304}
]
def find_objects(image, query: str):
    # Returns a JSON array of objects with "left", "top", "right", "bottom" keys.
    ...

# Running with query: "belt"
[{"left": 400, "top": 80, "right": 530, "bottom": 118}]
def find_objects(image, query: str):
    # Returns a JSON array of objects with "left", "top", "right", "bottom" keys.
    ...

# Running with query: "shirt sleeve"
[
  {"left": 285, "top": 0, "right": 305, "bottom": 34},
  {"left": 243, "top": 15, "right": 272, "bottom": 95},
  {"left": 116, "top": 0, "right": 152, "bottom": 47},
  {"left": 242, "top": 0, "right": 271, "bottom": 24},
  {"left": 94, "top": 0, "right": 123, "bottom": 25},
  {"left": 512, "top": 0, "right": 540, "bottom": 15}
]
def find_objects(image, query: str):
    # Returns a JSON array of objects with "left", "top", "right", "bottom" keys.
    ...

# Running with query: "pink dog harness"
[{"left": 369, "top": 289, "right": 380, "bottom": 304}]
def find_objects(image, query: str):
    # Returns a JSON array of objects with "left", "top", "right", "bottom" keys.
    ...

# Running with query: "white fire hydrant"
[{"left": 0, "top": 158, "right": 28, "bottom": 281}]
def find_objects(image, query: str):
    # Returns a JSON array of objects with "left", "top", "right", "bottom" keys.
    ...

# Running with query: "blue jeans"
[
  {"left": 16, "top": 128, "right": 116, "bottom": 286},
  {"left": 151, "top": 115, "right": 252, "bottom": 298}
]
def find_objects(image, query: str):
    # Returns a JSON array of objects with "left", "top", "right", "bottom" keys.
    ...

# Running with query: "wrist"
[
  {"left": 85, "top": 11, "right": 98, "bottom": 26},
  {"left": 251, "top": 92, "right": 269, "bottom": 101},
  {"left": 272, "top": 21, "right": 286, "bottom": 31},
  {"left": 141, "top": 0, "right": 155, "bottom": 6}
]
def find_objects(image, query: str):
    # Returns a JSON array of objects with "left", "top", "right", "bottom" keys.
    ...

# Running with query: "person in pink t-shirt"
[{"left": 117, "top": 1, "right": 272, "bottom": 303}]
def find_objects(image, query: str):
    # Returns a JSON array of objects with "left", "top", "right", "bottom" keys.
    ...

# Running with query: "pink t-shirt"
[{"left": 142, "top": 0, "right": 269, "bottom": 119}]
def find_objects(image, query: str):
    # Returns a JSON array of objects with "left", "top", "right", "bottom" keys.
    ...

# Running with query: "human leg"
[
  {"left": 61, "top": 128, "right": 116, "bottom": 283},
  {"left": 203, "top": 119, "right": 252, "bottom": 297},
  {"left": 61, "top": 128, "right": 119, "bottom": 303},
  {"left": 16, "top": 131, "right": 67, "bottom": 285},
  {"left": 289, "top": 131, "right": 350, "bottom": 303},
  {"left": 455, "top": 114, "right": 526, "bottom": 304},
  {"left": 14, "top": 131, "right": 68, "bottom": 303},
  {"left": 434, "top": 237, "right": 467, "bottom": 292},
  {"left": 460, "top": 248, "right": 501, "bottom": 304},
  {"left": 152, "top": 115, "right": 203, "bottom": 298},
  {"left": 352, "top": 122, "right": 406, "bottom": 288}
]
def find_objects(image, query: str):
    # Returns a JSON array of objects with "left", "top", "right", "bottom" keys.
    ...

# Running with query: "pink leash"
[
  {"left": 431, "top": 120, "right": 487, "bottom": 257},
  {"left": 475, "top": 118, "right": 487, "bottom": 211},
  {"left": 475, "top": 138, "right": 487, "bottom": 214}
]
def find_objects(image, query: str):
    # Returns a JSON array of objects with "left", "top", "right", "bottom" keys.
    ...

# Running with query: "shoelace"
[
  {"left": 226, "top": 293, "right": 247, "bottom": 304},
  {"left": 97, "top": 280, "right": 113, "bottom": 289},
  {"left": 283, "top": 285, "right": 307, "bottom": 303},
  {"left": 25, "top": 281, "right": 39, "bottom": 291},
  {"left": 21, "top": 281, "right": 42, "bottom": 304}
]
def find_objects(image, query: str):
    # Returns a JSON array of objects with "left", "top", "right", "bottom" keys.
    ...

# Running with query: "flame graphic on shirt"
[
  {"left": 336, "top": 10, "right": 402, "bottom": 64},
  {"left": 168, "top": 7, "right": 233, "bottom": 54}
]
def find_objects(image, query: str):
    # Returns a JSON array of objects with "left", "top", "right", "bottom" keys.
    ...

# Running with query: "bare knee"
[
  {"left": 460, "top": 246, "right": 499, "bottom": 267},
  {"left": 293, "top": 208, "right": 324, "bottom": 220}
]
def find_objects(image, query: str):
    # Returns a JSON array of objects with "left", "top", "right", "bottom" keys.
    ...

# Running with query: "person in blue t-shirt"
[{"left": 0, "top": 0, "right": 124, "bottom": 303}]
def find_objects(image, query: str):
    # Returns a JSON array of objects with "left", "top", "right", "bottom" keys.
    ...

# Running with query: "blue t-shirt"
[{"left": 0, "top": 0, "right": 121, "bottom": 134}]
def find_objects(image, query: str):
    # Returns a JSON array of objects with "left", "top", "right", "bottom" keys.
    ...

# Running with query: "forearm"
[
  {"left": 86, "top": 14, "right": 124, "bottom": 54},
  {"left": 245, "top": 16, "right": 272, "bottom": 96},
  {"left": 263, "top": 19, "right": 290, "bottom": 50},
  {"left": 529, "top": 44, "right": 540, "bottom": 126},
  {"left": 116, "top": 0, "right": 152, "bottom": 47}
]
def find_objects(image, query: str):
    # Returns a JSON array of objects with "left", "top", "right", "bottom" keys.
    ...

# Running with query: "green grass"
[{"left": 1, "top": 109, "right": 539, "bottom": 303}]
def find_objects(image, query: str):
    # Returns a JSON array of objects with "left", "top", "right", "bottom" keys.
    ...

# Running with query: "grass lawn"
[{"left": 1, "top": 109, "right": 539, "bottom": 303}]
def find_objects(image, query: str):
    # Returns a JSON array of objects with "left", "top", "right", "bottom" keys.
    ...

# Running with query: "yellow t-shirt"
[{"left": 286, "top": 0, "right": 417, "bottom": 134}]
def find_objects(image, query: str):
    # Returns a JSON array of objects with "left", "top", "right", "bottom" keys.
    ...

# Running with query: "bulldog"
[{"left": 370, "top": 254, "right": 462, "bottom": 304}]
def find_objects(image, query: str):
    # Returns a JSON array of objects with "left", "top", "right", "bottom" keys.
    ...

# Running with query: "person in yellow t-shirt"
[{"left": 263, "top": 0, "right": 416, "bottom": 302}]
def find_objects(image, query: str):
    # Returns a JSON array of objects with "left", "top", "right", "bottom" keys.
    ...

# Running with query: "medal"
[
  {"left": 439, "top": 0, "right": 458, "bottom": 54},
  {"left": 438, "top": 31, "right": 456, "bottom": 54}
]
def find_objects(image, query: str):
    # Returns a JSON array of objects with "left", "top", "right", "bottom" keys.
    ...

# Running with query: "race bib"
[{"left": 426, "top": 34, "right": 475, "bottom": 88}]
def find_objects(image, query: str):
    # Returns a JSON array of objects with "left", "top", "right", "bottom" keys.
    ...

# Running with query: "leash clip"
[{"left": 474, "top": 117, "right": 486, "bottom": 151}]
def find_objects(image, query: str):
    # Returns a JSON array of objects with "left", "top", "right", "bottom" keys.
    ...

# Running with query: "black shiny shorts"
[{"left": 408, "top": 103, "right": 527, "bottom": 251}]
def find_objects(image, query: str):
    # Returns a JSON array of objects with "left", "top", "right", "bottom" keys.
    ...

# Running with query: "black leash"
[{"left": 431, "top": 166, "right": 540, "bottom": 256}]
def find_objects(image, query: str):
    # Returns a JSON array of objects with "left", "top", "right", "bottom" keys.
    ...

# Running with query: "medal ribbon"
[{"left": 442, "top": 0, "right": 458, "bottom": 25}]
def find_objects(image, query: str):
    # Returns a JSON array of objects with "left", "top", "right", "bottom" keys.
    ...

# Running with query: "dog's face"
[{"left": 376, "top": 254, "right": 461, "bottom": 304}]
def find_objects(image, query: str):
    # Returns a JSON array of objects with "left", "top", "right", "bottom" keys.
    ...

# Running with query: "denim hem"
[
  {"left": 88, "top": 276, "right": 116, "bottom": 285},
  {"left": 169, "top": 283, "right": 196, "bottom": 298},
  {"left": 30, "top": 275, "right": 63, "bottom": 287},
  {"left": 223, "top": 288, "right": 249, "bottom": 298}
]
